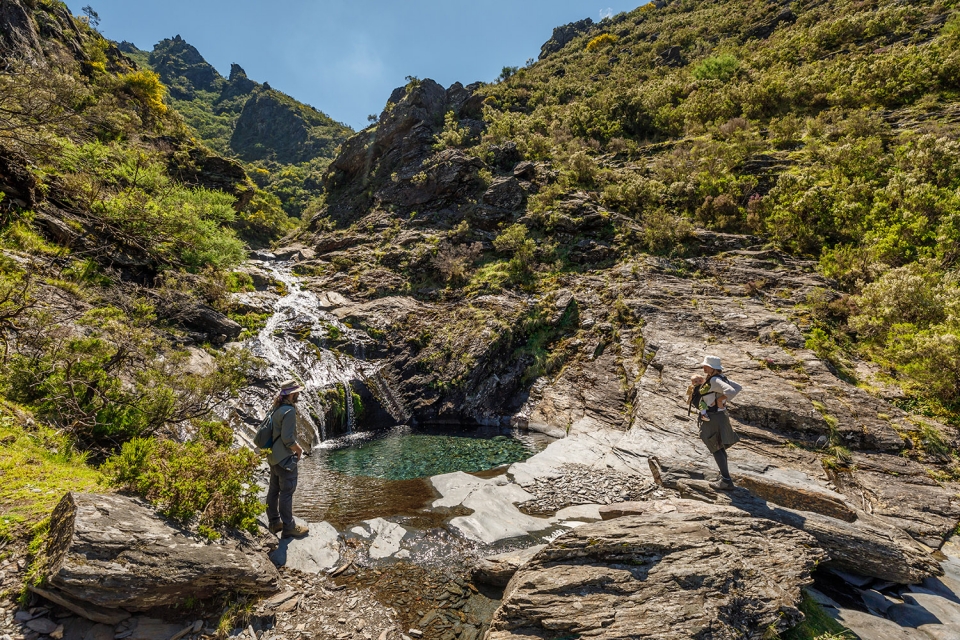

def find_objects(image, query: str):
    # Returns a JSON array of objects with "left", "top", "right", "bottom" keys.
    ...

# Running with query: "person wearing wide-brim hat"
[
  {"left": 696, "top": 355, "right": 741, "bottom": 491},
  {"left": 265, "top": 379, "right": 309, "bottom": 537}
]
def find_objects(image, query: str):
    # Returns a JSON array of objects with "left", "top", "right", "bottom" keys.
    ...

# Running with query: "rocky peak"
[
  {"left": 321, "top": 78, "right": 487, "bottom": 224},
  {"left": 539, "top": 17, "right": 594, "bottom": 59},
  {"left": 229, "top": 62, "right": 247, "bottom": 81},
  {"left": 116, "top": 40, "right": 140, "bottom": 55},
  {"left": 149, "top": 35, "right": 223, "bottom": 98}
]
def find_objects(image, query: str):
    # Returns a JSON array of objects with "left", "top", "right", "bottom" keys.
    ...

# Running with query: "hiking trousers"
[{"left": 265, "top": 459, "right": 298, "bottom": 529}]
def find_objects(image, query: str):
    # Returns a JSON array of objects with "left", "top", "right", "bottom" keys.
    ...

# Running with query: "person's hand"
[{"left": 291, "top": 443, "right": 304, "bottom": 459}]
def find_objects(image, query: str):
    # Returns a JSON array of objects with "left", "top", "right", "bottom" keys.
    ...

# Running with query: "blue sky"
[{"left": 87, "top": 0, "right": 643, "bottom": 130}]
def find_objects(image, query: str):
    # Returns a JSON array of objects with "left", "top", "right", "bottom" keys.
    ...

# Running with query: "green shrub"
[
  {"left": 693, "top": 54, "right": 740, "bottom": 82},
  {"left": 6, "top": 303, "right": 256, "bottom": 447},
  {"left": 434, "top": 111, "right": 470, "bottom": 150},
  {"left": 103, "top": 433, "right": 262, "bottom": 536}
]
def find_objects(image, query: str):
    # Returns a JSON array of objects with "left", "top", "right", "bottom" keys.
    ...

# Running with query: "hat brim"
[{"left": 280, "top": 385, "right": 304, "bottom": 395}]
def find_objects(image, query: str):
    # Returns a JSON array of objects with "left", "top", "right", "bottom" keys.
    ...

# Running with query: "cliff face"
[{"left": 231, "top": 89, "right": 350, "bottom": 164}]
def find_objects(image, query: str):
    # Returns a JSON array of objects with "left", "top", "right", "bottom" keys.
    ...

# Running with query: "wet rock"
[
  {"left": 489, "top": 512, "right": 825, "bottom": 639},
  {"left": 472, "top": 545, "right": 545, "bottom": 587},
  {"left": 352, "top": 518, "right": 408, "bottom": 560},
  {"left": 44, "top": 493, "right": 279, "bottom": 610},
  {"left": 269, "top": 522, "right": 340, "bottom": 573},
  {"left": 431, "top": 472, "right": 548, "bottom": 544}
]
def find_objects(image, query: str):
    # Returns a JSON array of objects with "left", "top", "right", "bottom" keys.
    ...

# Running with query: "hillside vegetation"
[
  {"left": 0, "top": 0, "right": 266, "bottom": 540},
  {"left": 311, "top": 0, "right": 960, "bottom": 425}
]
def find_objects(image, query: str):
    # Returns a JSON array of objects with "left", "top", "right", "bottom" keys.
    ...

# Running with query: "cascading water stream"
[{"left": 232, "top": 260, "right": 383, "bottom": 447}]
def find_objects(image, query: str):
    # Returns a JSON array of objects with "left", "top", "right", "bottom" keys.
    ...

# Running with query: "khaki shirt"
[{"left": 266, "top": 404, "right": 299, "bottom": 466}]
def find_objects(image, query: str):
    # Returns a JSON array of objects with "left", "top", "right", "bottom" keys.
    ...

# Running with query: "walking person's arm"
[{"left": 710, "top": 377, "right": 736, "bottom": 411}]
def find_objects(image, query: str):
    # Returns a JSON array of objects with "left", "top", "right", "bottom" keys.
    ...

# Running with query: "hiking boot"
[
  {"left": 709, "top": 477, "right": 735, "bottom": 491},
  {"left": 268, "top": 520, "right": 283, "bottom": 534},
  {"left": 282, "top": 521, "right": 310, "bottom": 538}
]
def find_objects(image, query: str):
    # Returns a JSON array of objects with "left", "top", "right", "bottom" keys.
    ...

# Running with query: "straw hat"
[{"left": 279, "top": 379, "right": 304, "bottom": 395}]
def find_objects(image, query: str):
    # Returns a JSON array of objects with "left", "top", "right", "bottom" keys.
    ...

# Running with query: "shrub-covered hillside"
[
  {"left": 120, "top": 37, "right": 354, "bottom": 219},
  {"left": 309, "top": 0, "right": 960, "bottom": 423},
  {"left": 0, "top": 1, "right": 266, "bottom": 540}
]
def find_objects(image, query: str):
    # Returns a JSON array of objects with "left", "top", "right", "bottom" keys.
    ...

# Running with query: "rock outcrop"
[
  {"left": 231, "top": 90, "right": 347, "bottom": 164},
  {"left": 44, "top": 493, "right": 280, "bottom": 611},
  {"left": 321, "top": 78, "right": 486, "bottom": 226},
  {"left": 488, "top": 512, "right": 826, "bottom": 639},
  {"left": 0, "top": 0, "right": 42, "bottom": 60},
  {"left": 539, "top": 18, "right": 595, "bottom": 59}
]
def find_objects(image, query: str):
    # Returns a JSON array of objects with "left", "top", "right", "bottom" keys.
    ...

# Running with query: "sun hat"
[
  {"left": 700, "top": 355, "right": 723, "bottom": 371},
  {"left": 278, "top": 379, "right": 304, "bottom": 395}
]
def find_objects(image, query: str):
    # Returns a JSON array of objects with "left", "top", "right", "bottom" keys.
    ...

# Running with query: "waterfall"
[
  {"left": 234, "top": 260, "right": 377, "bottom": 447},
  {"left": 343, "top": 378, "right": 355, "bottom": 434},
  {"left": 363, "top": 368, "right": 411, "bottom": 423}
]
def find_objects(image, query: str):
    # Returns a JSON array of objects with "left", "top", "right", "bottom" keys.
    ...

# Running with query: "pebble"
[{"left": 518, "top": 463, "right": 659, "bottom": 514}]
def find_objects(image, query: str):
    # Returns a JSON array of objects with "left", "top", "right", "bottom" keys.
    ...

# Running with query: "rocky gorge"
[{"left": 3, "top": 0, "right": 960, "bottom": 639}]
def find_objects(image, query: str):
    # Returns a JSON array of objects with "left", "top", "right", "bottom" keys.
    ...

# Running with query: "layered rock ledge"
[{"left": 44, "top": 493, "right": 280, "bottom": 611}]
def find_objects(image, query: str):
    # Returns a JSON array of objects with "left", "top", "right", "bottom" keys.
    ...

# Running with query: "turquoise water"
[{"left": 322, "top": 427, "right": 542, "bottom": 481}]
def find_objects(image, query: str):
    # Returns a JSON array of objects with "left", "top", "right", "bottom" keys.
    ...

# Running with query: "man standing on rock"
[
  {"left": 695, "top": 356, "right": 741, "bottom": 491},
  {"left": 266, "top": 379, "right": 310, "bottom": 537}
]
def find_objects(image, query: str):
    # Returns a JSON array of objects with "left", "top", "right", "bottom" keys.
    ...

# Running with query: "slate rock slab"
[
  {"left": 488, "top": 512, "right": 826, "bottom": 640},
  {"left": 269, "top": 521, "right": 340, "bottom": 573},
  {"left": 45, "top": 493, "right": 279, "bottom": 610}
]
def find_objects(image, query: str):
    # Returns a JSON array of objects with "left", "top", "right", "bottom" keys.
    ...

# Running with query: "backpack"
[{"left": 253, "top": 408, "right": 278, "bottom": 449}]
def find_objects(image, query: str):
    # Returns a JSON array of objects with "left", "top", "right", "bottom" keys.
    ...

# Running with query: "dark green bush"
[{"left": 103, "top": 432, "right": 262, "bottom": 536}]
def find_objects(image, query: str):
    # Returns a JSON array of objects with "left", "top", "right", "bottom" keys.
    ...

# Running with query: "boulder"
[
  {"left": 488, "top": 512, "right": 826, "bottom": 639},
  {"left": 44, "top": 493, "right": 280, "bottom": 610},
  {"left": 178, "top": 304, "right": 242, "bottom": 342},
  {"left": 481, "top": 177, "right": 524, "bottom": 211},
  {"left": 472, "top": 545, "right": 546, "bottom": 587}
]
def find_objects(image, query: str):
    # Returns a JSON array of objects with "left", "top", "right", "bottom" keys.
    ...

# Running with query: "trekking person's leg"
[
  {"left": 265, "top": 465, "right": 281, "bottom": 524},
  {"left": 278, "top": 465, "right": 299, "bottom": 529},
  {"left": 712, "top": 448, "right": 731, "bottom": 480}
]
